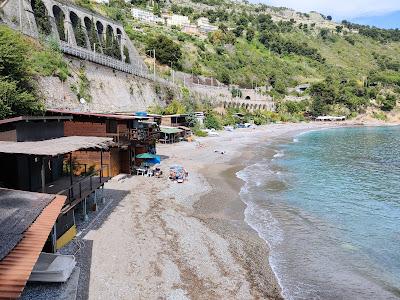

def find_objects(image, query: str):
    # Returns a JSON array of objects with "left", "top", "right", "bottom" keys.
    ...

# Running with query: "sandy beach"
[{"left": 81, "top": 122, "right": 375, "bottom": 299}]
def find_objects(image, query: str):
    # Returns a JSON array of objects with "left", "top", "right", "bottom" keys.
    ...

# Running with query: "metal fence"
[{"left": 60, "top": 42, "right": 151, "bottom": 79}]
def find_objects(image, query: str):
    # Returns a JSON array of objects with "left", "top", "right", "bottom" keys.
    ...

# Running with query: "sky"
[{"left": 251, "top": 0, "right": 400, "bottom": 28}]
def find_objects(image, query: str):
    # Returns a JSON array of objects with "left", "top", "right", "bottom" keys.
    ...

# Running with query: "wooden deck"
[{"left": 42, "top": 175, "right": 111, "bottom": 213}]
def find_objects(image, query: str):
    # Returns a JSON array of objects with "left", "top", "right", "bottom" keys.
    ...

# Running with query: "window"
[{"left": 106, "top": 120, "right": 117, "bottom": 133}]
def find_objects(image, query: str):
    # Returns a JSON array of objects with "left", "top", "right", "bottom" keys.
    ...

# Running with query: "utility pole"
[
  {"left": 19, "top": 0, "right": 23, "bottom": 31},
  {"left": 147, "top": 49, "right": 156, "bottom": 80},
  {"left": 170, "top": 61, "right": 174, "bottom": 84},
  {"left": 153, "top": 49, "right": 156, "bottom": 81}
]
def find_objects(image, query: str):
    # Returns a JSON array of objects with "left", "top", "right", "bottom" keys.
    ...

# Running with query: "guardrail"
[{"left": 60, "top": 42, "right": 150, "bottom": 79}]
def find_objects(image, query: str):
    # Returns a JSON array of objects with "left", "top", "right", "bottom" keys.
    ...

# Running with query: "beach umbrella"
[{"left": 136, "top": 153, "right": 157, "bottom": 159}]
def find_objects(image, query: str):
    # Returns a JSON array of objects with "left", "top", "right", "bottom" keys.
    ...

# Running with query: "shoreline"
[
  {"left": 66, "top": 121, "right": 399, "bottom": 299},
  {"left": 193, "top": 123, "right": 343, "bottom": 299}
]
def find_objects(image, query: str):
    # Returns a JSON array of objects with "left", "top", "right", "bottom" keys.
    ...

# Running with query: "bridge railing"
[{"left": 60, "top": 42, "right": 151, "bottom": 79}]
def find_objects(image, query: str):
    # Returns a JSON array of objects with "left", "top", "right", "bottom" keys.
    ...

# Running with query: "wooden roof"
[
  {"left": 0, "top": 136, "right": 113, "bottom": 156},
  {"left": 47, "top": 109, "right": 149, "bottom": 120},
  {"left": 0, "top": 190, "right": 65, "bottom": 299},
  {"left": 0, "top": 116, "right": 72, "bottom": 126}
]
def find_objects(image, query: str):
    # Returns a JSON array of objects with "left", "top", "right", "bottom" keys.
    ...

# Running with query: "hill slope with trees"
[{"left": 82, "top": 0, "right": 400, "bottom": 119}]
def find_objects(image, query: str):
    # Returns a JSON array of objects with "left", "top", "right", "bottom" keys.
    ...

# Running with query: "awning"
[
  {"left": 160, "top": 127, "right": 183, "bottom": 134},
  {"left": 0, "top": 189, "right": 66, "bottom": 299},
  {"left": 0, "top": 136, "right": 114, "bottom": 156},
  {"left": 178, "top": 126, "right": 192, "bottom": 131},
  {"left": 136, "top": 153, "right": 158, "bottom": 159}
]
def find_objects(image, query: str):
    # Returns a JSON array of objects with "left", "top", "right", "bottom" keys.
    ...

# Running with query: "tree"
[
  {"left": 153, "top": 3, "right": 161, "bottom": 17},
  {"left": 327, "top": 15, "right": 333, "bottom": 21},
  {"left": 381, "top": 94, "right": 397, "bottom": 111},
  {"left": 123, "top": 46, "right": 130, "bottom": 63},
  {"left": 233, "top": 25, "right": 245, "bottom": 37},
  {"left": 32, "top": 0, "right": 52, "bottom": 35},
  {"left": 146, "top": 35, "right": 182, "bottom": 65},
  {"left": 74, "top": 22, "right": 87, "bottom": 48},
  {"left": 319, "top": 28, "right": 330, "bottom": 40},
  {"left": 0, "top": 26, "right": 43, "bottom": 118},
  {"left": 55, "top": 12, "right": 66, "bottom": 41},
  {"left": 246, "top": 28, "right": 255, "bottom": 41},
  {"left": 164, "top": 99, "right": 186, "bottom": 115},
  {"left": 204, "top": 112, "right": 222, "bottom": 130}
]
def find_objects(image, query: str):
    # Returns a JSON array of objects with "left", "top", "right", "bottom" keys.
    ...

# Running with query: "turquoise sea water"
[{"left": 238, "top": 126, "right": 400, "bottom": 299}]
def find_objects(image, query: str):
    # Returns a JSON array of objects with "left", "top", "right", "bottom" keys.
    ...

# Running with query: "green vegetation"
[
  {"left": 146, "top": 35, "right": 182, "bottom": 66},
  {"left": 0, "top": 25, "right": 72, "bottom": 119},
  {"left": 31, "top": 38, "right": 70, "bottom": 82},
  {"left": 0, "top": 26, "right": 42, "bottom": 118},
  {"left": 97, "top": 0, "right": 399, "bottom": 116},
  {"left": 4, "top": 0, "right": 400, "bottom": 120},
  {"left": 32, "top": 0, "right": 52, "bottom": 35},
  {"left": 71, "top": 67, "right": 92, "bottom": 102}
]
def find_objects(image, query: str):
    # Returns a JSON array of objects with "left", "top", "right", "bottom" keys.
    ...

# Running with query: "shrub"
[
  {"left": 31, "top": 40, "right": 69, "bottom": 81},
  {"left": 372, "top": 111, "right": 388, "bottom": 121},
  {"left": 381, "top": 94, "right": 397, "bottom": 111},
  {"left": 164, "top": 99, "right": 186, "bottom": 115},
  {"left": 193, "top": 128, "right": 207, "bottom": 137},
  {"left": 204, "top": 112, "right": 222, "bottom": 130}
]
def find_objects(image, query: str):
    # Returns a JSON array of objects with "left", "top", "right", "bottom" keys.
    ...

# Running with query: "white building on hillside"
[
  {"left": 164, "top": 14, "right": 190, "bottom": 27},
  {"left": 131, "top": 8, "right": 164, "bottom": 24},
  {"left": 197, "top": 17, "right": 218, "bottom": 33},
  {"left": 182, "top": 24, "right": 199, "bottom": 35}
]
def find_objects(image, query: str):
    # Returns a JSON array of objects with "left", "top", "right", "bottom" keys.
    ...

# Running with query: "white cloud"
[{"left": 251, "top": 0, "right": 400, "bottom": 19}]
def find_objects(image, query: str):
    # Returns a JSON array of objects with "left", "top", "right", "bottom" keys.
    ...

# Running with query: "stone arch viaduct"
[{"left": 1, "top": 0, "right": 147, "bottom": 74}]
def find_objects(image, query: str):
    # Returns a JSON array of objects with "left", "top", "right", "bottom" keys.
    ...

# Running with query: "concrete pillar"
[
  {"left": 83, "top": 197, "right": 88, "bottom": 221},
  {"left": 119, "top": 31, "right": 125, "bottom": 62},
  {"left": 21, "top": 0, "right": 40, "bottom": 37}
]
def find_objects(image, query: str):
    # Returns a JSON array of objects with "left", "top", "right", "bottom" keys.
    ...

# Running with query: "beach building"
[
  {"left": 0, "top": 188, "right": 66, "bottom": 299},
  {"left": 194, "top": 112, "right": 205, "bottom": 126},
  {"left": 131, "top": 8, "right": 164, "bottom": 24},
  {"left": 0, "top": 115, "right": 72, "bottom": 142},
  {"left": 160, "top": 114, "right": 190, "bottom": 127},
  {"left": 0, "top": 136, "right": 113, "bottom": 250},
  {"left": 47, "top": 110, "right": 160, "bottom": 174},
  {"left": 197, "top": 17, "right": 218, "bottom": 33},
  {"left": 159, "top": 126, "right": 184, "bottom": 144}
]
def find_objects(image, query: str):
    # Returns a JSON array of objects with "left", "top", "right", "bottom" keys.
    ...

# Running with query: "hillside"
[{"left": 78, "top": 0, "right": 399, "bottom": 118}]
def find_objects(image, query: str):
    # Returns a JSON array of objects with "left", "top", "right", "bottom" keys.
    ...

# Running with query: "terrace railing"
[
  {"left": 107, "top": 128, "right": 160, "bottom": 145},
  {"left": 59, "top": 165, "right": 110, "bottom": 208}
]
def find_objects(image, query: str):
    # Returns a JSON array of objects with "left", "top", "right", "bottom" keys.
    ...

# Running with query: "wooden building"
[
  {"left": 47, "top": 110, "right": 160, "bottom": 175},
  {"left": 0, "top": 136, "right": 113, "bottom": 250},
  {"left": 160, "top": 114, "right": 189, "bottom": 127},
  {"left": 0, "top": 116, "right": 72, "bottom": 142}
]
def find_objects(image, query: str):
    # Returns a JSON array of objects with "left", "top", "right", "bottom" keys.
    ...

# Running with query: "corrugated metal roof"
[
  {"left": 0, "top": 116, "right": 72, "bottom": 126},
  {"left": 160, "top": 126, "right": 183, "bottom": 134},
  {"left": 0, "top": 194, "right": 65, "bottom": 299},
  {"left": 0, "top": 136, "right": 113, "bottom": 156},
  {"left": 47, "top": 109, "right": 149, "bottom": 120}
]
